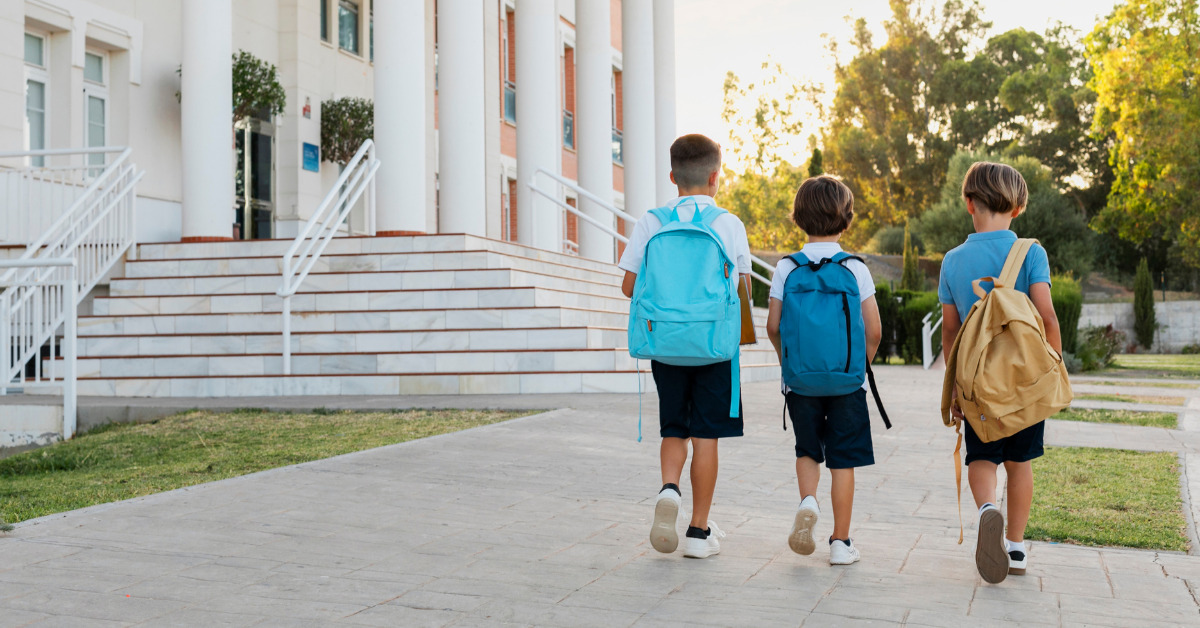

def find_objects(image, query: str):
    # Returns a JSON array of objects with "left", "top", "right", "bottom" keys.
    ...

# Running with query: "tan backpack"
[{"left": 940, "top": 238, "right": 1073, "bottom": 541}]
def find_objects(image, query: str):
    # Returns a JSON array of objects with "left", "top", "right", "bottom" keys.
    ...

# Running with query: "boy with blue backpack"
[
  {"left": 618, "top": 134, "right": 751, "bottom": 559},
  {"left": 766, "top": 175, "right": 888, "bottom": 565}
]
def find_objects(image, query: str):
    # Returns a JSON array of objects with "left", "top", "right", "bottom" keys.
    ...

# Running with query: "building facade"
[{"left": 3, "top": 0, "right": 679, "bottom": 264}]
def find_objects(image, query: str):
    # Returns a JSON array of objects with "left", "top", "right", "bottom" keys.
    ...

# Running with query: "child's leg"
[
  {"left": 689, "top": 437, "right": 718, "bottom": 528},
  {"left": 796, "top": 456, "right": 820, "bottom": 498},
  {"left": 968, "top": 460, "right": 999, "bottom": 507},
  {"left": 1002, "top": 460, "right": 1033, "bottom": 542},
  {"left": 830, "top": 468, "right": 854, "bottom": 540},
  {"left": 661, "top": 437, "right": 688, "bottom": 486}
]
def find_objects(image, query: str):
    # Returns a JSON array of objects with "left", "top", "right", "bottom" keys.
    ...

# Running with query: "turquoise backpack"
[
  {"left": 779, "top": 251, "right": 891, "bottom": 429},
  {"left": 628, "top": 199, "right": 741, "bottom": 420}
]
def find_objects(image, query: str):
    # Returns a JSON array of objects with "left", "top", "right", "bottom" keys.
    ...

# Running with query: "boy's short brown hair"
[
  {"left": 961, "top": 162, "right": 1028, "bottom": 215},
  {"left": 792, "top": 175, "right": 854, "bottom": 237},
  {"left": 670, "top": 134, "right": 722, "bottom": 188}
]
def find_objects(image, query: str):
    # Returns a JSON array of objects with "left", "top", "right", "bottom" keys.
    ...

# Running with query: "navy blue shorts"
[
  {"left": 964, "top": 419, "right": 1045, "bottom": 465},
  {"left": 651, "top": 360, "right": 743, "bottom": 439},
  {"left": 786, "top": 389, "right": 874, "bottom": 469}
]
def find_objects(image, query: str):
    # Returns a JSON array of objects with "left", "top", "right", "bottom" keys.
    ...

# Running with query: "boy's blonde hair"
[
  {"left": 792, "top": 175, "right": 854, "bottom": 237},
  {"left": 962, "top": 162, "right": 1028, "bottom": 215}
]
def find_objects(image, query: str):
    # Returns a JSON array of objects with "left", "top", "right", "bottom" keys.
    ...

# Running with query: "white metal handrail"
[
  {"left": 528, "top": 168, "right": 774, "bottom": 289},
  {"left": 1, "top": 258, "right": 78, "bottom": 439},
  {"left": 0, "top": 147, "right": 132, "bottom": 246},
  {"left": 277, "top": 139, "right": 379, "bottom": 375},
  {"left": 922, "top": 311, "right": 944, "bottom": 369}
]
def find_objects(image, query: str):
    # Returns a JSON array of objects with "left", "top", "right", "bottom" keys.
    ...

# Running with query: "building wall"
[{"left": 1080, "top": 301, "right": 1200, "bottom": 353}]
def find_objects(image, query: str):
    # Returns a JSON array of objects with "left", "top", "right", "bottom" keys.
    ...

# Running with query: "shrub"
[
  {"left": 1061, "top": 352, "right": 1083, "bottom": 374},
  {"left": 1077, "top": 325, "right": 1126, "bottom": 371},
  {"left": 1183, "top": 344, "right": 1200, "bottom": 355},
  {"left": 900, "top": 224, "right": 924, "bottom": 291},
  {"left": 896, "top": 290, "right": 941, "bottom": 365},
  {"left": 1133, "top": 257, "right": 1156, "bottom": 350},
  {"left": 1050, "top": 275, "right": 1082, "bottom": 354},
  {"left": 321, "top": 97, "right": 375, "bottom": 166},
  {"left": 232, "top": 50, "right": 286, "bottom": 122},
  {"left": 750, "top": 259, "right": 771, "bottom": 308},
  {"left": 867, "top": 226, "right": 922, "bottom": 255},
  {"left": 874, "top": 283, "right": 899, "bottom": 363}
]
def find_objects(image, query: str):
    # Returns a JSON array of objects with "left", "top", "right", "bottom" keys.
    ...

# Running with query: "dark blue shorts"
[
  {"left": 965, "top": 419, "right": 1045, "bottom": 465},
  {"left": 786, "top": 389, "right": 874, "bottom": 469},
  {"left": 651, "top": 360, "right": 743, "bottom": 439}
]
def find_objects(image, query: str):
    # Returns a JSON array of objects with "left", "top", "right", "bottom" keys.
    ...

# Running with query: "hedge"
[{"left": 1050, "top": 274, "right": 1082, "bottom": 354}]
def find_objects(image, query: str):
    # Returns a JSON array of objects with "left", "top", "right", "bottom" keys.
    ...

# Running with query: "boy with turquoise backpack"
[
  {"left": 766, "top": 175, "right": 889, "bottom": 566},
  {"left": 618, "top": 134, "right": 751, "bottom": 559}
]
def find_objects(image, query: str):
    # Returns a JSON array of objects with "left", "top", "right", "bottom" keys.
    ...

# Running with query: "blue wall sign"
[{"left": 302, "top": 143, "right": 320, "bottom": 172}]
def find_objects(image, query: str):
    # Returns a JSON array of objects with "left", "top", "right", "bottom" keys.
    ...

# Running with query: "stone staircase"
[{"left": 67, "top": 234, "right": 781, "bottom": 397}]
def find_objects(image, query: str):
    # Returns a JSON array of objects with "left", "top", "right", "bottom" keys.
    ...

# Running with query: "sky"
[{"left": 673, "top": 0, "right": 1122, "bottom": 169}]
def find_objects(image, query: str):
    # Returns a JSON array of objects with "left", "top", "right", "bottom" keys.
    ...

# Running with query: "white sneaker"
[
  {"left": 650, "top": 488, "right": 681, "bottom": 553},
  {"left": 829, "top": 539, "right": 860, "bottom": 565},
  {"left": 976, "top": 504, "right": 1008, "bottom": 584},
  {"left": 1008, "top": 540, "right": 1029, "bottom": 575},
  {"left": 788, "top": 497, "right": 820, "bottom": 555},
  {"left": 683, "top": 521, "right": 726, "bottom": 558}
]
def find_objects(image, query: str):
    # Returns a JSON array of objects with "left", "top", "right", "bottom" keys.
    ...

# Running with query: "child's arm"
[
  {"left": 766, "top": 298, "right": 782, "bottom": 360},
  {"left": 861, "top": 295, "right": 882, "bottom": 363},
  {"left": 941, "top": 304, "right": 964, "bottom": 421},
  {"left": 621, "top": 271, "right": 636, "bottom": 298},
  {"left": 1029, "top": 282, "right": 1062, "bottom": 353}
]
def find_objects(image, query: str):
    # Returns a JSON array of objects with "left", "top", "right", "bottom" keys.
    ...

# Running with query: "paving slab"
[{"left": 1, "top": 367, "right": 1199, "bottom": 626}]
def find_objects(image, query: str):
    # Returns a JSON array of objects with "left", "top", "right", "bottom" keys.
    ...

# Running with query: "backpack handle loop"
[{"left": 972, "top": 277, "right": 996, "bottom": 299}]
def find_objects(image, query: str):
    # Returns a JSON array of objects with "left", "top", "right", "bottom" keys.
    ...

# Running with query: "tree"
[
  {"left": 807, "top": 147, "right": 824, "bottom": 177},
  {"left": 1086, "top": 0, "right": 1200, "bottom": 268},
  {"left": 232, "top": 51, "right": 286, "bottom": 123},
  {"left": 321, "top": 97, "right": 374, "bottom": 166},
  {"left": 900, "top": 223, "right": 923, "bottom": 291},
  {"left": 916, "top": 150, "right": 1095, "bottom": 276},
  {"left": 1133, "top": 257, "right": 1157, "bottom": 349}
]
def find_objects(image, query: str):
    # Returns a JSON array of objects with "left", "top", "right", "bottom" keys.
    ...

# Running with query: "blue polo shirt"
[{"left": 937, "top": 230, "right": 1052, "bottom": 322}]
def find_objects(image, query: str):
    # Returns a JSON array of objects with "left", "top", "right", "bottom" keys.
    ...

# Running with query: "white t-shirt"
[
  {"left": 617, "top": 196, "right": 752, "bottom": 275},
  {"left": 769, "top": 242, "right": 876, "bottom": 393}
]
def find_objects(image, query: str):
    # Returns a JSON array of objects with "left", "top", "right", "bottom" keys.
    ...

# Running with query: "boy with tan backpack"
[{"left": 938, "top": 162, "right": 1073, "bottom": 584}]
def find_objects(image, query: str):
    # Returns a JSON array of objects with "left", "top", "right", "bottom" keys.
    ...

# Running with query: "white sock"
[
  {"left": 1007, "top": 539, "right": 1025, "bottom": 554},
  {"left": 979, "top": 502, "right": 997, "bottom": 514},
  {"left": 800, "top": 495, "right": 819, "bottom": 512}
]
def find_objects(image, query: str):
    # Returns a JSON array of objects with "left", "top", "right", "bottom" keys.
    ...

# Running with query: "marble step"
[
  {"left": 123, "top": 249, "right": 624, "bottom": 284},
  {"left": 92, "top": 286, "right": 633, "bottom": 317},
  {"left": 78, "top": 326, "right": 629, "bottom": 358},
  {"left": 78, "top": 306, "right": 634, "bottom": 337},
  {"left": 134, "top": 234, "right": 626, "bottom": 276},
  {"left": 73, "top": 363, "right": 783, "bottom": 397},
  {"left": 68, "top": 346, "right": 782, "bottom": 379},
  {"left": 108, "top": 267, "right": 625, "bottom": 300}
]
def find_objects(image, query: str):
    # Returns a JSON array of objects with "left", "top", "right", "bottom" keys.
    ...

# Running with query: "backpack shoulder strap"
[
  {"left": 865, "top": 363, "right": 892, "bottom": 429},
  {"left": 697, "top": 205, "right": 728, "bottom": 227},
  {"left": 785, "top": 253, "right": 811, "bottom": 270},
  {"left": 831, "top": 251, "right": 866, "bottom": 266},
  {"left": 997, "top": 238, "right": 1039, "bottom": 289},
  {"left": 647, "top": 207, "right": 675, "bottom": 225}
]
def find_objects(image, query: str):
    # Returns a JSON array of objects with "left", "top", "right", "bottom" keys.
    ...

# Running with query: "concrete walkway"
[{"left": 3, "top": 367, "right": 1200, "bottom": 626}]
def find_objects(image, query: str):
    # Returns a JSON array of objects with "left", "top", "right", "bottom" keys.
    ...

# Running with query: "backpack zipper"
[{"left": 841, "top": 294, "right": 852, "bottom": 373}]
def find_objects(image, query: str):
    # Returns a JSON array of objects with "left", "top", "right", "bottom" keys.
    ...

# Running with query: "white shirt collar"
[{"left": 667, "top": 195, "right": 716, "bottom": 208}]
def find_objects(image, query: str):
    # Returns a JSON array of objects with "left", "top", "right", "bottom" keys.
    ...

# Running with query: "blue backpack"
[
  {"left": 779, "top": 252, "right": 890, "bottom": 429},
  {"left": 628, "top": 199, "right": 741, "bottom": 419}
]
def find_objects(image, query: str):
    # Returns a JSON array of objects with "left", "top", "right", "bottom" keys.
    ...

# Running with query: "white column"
[
  {"left": 180, "top": 0, "right": 233, "bottom": 241},
  {"left": 575, "top": 0, "right": 615, "bottom": 261},
  {"left": 515, "top": 0, "right": 560, "bottom": 250},
  {"left": 653, "top": 0, "right": 677, "bottom": 205},
  {"left": 375, "top": 0, "right": 428, "bottom": 234},
  {"left": 621, "top": 0, "right": 656, "bottom": 218},
  {"left": 437, "top": 0, "right": 488, "bottom": 236}
]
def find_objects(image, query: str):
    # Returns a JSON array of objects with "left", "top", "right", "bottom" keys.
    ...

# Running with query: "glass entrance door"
[{"left": 234, "top": 114, "right": 275, "bottom": 239}]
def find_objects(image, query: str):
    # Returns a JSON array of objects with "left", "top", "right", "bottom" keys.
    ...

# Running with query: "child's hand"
[{"left": 950, "top": 386, "right": 965, "bottom": 425}]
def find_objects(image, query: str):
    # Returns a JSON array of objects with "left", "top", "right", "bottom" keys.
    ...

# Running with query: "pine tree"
[
  {"left": 807, "top": 147, "right": 824, "bottom": 177},
  {"left": 1133, "top": 257, "right": 1156, "bottom": 349},
  {"left": 900, "top": 223, "right": 922, "bottom": 291}
]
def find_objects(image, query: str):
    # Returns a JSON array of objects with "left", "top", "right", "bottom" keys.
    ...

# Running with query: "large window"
[
  {"left": 338, "top": 0, "right": 359, "bottom": 55},
  {"left": 24, "top": 33, "right": 48, "bottom": 167},
  {"left": 83, "top": 51, "right": 108, "bottom": 167},
  {"left": 502, "top": 9, "right": 516, "bottom": 123},
  {"left": 563, "top": 46, "right": 574, "bottom": 149}
]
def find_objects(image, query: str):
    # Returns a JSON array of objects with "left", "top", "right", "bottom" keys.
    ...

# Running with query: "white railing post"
[
  {"left": 922, "top": 312, "right": 944, "bottom": 370},
  {"left": 282, "top": 295, "right": 292, "bottom": 376},
  {"left": 64, "top": 262, "right": 77, "bottom": 439}
]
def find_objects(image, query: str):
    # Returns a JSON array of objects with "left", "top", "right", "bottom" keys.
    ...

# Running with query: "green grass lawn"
[
  {"left": 1027, "top": 447, "right": 1188, "bottom": 551},
  {"left": 0, "top": 408, "right": 526, "bottom": 525},
  {"left": 1074, "top": 393, "right": 1187, "bottom": 406},
  {"left": 1103, "top": 354, "right": 1200, "bottom": 379},
  {"left": 1082, "top": 380, "right": 1197, "bottom": 390},
  {"left": 1052, "top": 407, "right": 1177, "bottom": 429}
]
